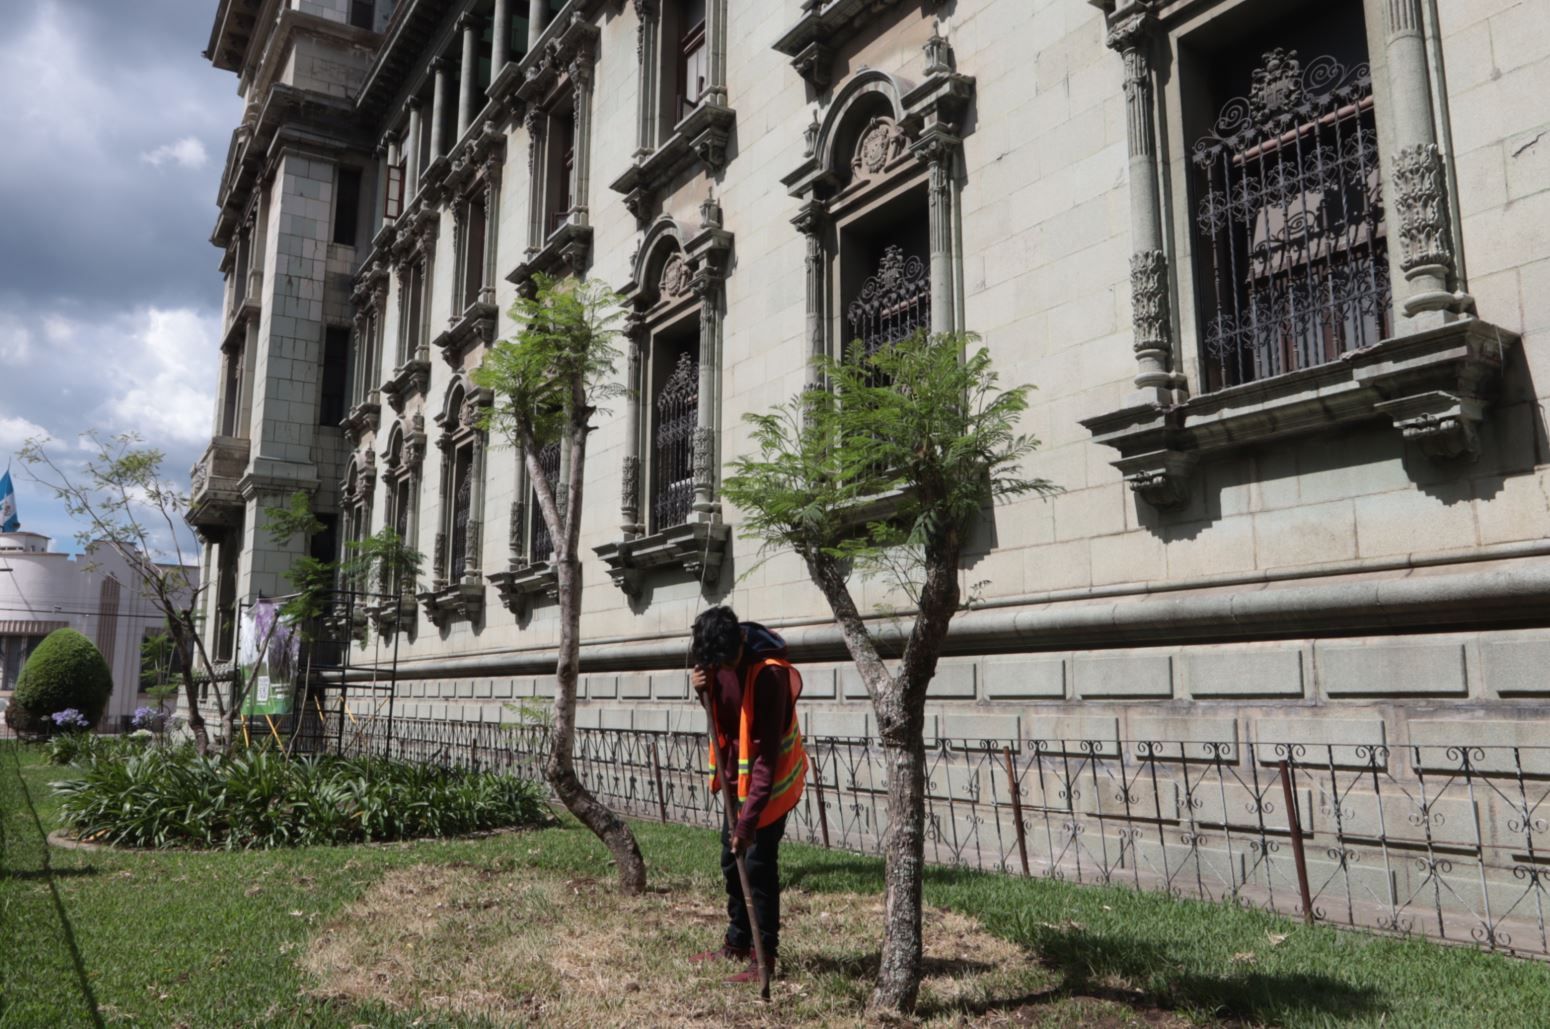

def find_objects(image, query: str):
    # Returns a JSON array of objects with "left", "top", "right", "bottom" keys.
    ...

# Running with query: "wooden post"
[
  {"left": 1003, "top": 746, "right": 1031, "bottom": 878},
  {"left": 1278, "top": 759, "right": 1315, "bottom": 925}
]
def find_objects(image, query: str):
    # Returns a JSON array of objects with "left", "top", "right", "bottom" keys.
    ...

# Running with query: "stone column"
[
  {"left": 1105, "top": 6, "right": 1176, "bottom": 403},
  {"left": 1384, "top": 0, "right": 1467, "bottom": 322},
  {"left": 528, "top": 0, "right": 549, "bottom": 51},
  {"left": 920, "top": 138, "right": 956, "bottom": 337},
  {"left": 568, "top": 58, "right": 594, "bottom": 226},
  {"left": 691, "top": 279, "right": 719, "bottom": 522},
  {"left": 704, "top": 0, "right": 728, "bottom": 107},
  {"left": 491, "top": 0, "right": 511, "bottom": 79},
  {"left": 429, "top": 57, "right": 451, "bottom": 161},
  {"left": 480, "top": 159, "right": 502, "bottom": 305},
  {"left": 620, "top": 326, "right": 644, "bottom": 538},
  {"left": 405, "top": 98, "right": 423, "bottom": 197},
  {"left": 465, "top": 436, "right": 486, "bottom": 582},
  {"left": 457, "top": 14, "right": 483, "bottom": 139},
  {"left": 792, "top": 200, "right": 827, "bottom": 385},
  {"left": 373, "top": 139, "right": 390, "bottom": 229},
  {"left": 632, "top": 0, "right": 660, "bottom": 157},
  {"left": 523, "top": 106, "right": 546, "bottom": 254}
]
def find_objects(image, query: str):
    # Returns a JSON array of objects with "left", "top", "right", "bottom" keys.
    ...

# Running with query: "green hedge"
[
  {"left": 4, "top": 628, "right": 114, "bottom": 736},
  {"left": 51, "top": 744, "right": 550, "bottom": 849}
]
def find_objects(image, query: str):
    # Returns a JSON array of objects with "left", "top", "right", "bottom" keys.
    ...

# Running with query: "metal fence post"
[
  {"left": 1278, "top": 759, "right": 1315, "bottom": 925},
  {"left": 650, "top": 737, "right": 669, "bottom": 823},
  {"left": 1002, "top": 746, "right": 1030, "bottom": 877},
  {"left": 813, "top": 745, "right": 831, "bottom": 849}
]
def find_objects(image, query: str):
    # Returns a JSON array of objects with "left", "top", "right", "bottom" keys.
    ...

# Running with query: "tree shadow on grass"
[
  {"left": 1, "top": 865, "right": 100, "bottom": 881},
  {"left": 1027, "top": 925, "right": 1384, "bottom": 1025}
]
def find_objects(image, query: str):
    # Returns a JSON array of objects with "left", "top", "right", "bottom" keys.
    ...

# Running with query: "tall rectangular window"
[
  {"left": 384, "top": 162, "right": 404, "bottom": 219},
  {"left": 320, "top": 327, "right": 350, "bottom": 426},
  {"left": 220, "top": 347, "right": 243, "bottom": 437},
  {"left": 677, "top": 0, "right": 708, "bottom": 121},
  {"left": 349, "top": 0, "right": 375, "bottom": 30},
  {"left": 333, "top": 167, "right": 362, "bottom": 246},
  {"left": 549, "top": 111, "right": 575, "bottom": 235}
]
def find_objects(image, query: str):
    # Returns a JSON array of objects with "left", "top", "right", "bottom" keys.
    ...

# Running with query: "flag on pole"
[{"left": 0, "top": 466, "right": 18, "bottom": 532}]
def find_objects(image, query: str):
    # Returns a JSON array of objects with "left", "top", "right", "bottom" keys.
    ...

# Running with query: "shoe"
[
  {"left": 689, "top": 942, "right": 750, "bottom": 964},
  {"left": 724, "top": 955, "right": 776, "bottom": 985}
]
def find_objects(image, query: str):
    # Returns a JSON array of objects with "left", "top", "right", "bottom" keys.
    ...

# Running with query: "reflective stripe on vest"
[{"left": 706, "top": 657, "right": 807, "bottom": 828}]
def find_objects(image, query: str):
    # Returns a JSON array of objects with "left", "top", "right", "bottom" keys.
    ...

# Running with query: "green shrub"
[
  {"left": 51, "top": 745, "right": 550, "bottom": 849},
  {"left": 6, "top": 628, "right": 114, "bottom": 736}
]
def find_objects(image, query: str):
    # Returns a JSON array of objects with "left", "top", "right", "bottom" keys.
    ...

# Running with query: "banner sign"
[{"left": 238, "top": 599, "right": 300, "bottom": 716}]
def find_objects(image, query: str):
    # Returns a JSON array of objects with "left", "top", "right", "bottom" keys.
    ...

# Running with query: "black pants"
[{"left": 721, "top": 813, "right": 787, "bottom": 957}]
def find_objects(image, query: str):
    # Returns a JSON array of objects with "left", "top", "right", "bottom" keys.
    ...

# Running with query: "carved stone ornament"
[
  {"left": 692, "top": 425, "right": 715, "bottom": 486},
  {"left": 853, "top": 117, "right": 906, "bottom": 177},
  {"left": 508, "top": 499, "right": 524, "bottom": 554},
  {"left": 1129, "top": 250, "right": 1170, "bottom": 355},
  {"left": 658, "top": 253, "right": 691, "bottom": 297},
  {"left": 1250, "top": 49, "right": 1303, "bottom": 125},
  {"left": 621, "top": 454, "right": 641, "bottom": 511},
  {"left": 460, "top": 393, "right": 484, "bottom": 430},
  {"left": 433, "top": 532, "right": 448, "bottom": 585},
  {"left": 1393, "top": 143, "right": 1455, "bottom": 274}
]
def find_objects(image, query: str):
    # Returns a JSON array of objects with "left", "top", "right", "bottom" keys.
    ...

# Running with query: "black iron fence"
[{"left": 303, "top": 715, "right": 1550, "bottom": 960}]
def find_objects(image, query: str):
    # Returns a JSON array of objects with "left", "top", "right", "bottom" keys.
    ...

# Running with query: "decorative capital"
[{"left": 1104, "top": 7, "right": 1154, "bottom": 56}]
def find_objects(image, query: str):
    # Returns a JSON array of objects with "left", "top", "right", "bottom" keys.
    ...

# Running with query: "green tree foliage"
[
  {"left": 722, "top": 330, "right": 1055, "bottom": 1014},
  {"left": 7, "top": 628, "right": 114, "bottom": 735},
  {"left": 474, "top": 274, "right": 646, "bottom": 895}
]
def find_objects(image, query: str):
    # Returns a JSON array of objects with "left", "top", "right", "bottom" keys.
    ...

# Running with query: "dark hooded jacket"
[{"left": 707, "top": 622, "right": 796, "bottom": 839}]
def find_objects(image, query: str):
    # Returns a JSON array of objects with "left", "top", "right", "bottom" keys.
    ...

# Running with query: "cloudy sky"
[{"left": 0, "top": 0, "right": 243, "bottom": 558}]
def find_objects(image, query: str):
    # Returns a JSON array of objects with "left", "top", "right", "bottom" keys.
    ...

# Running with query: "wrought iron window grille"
[{"left": 1192, "top": 49, "right": 1390, "bottom": 391}]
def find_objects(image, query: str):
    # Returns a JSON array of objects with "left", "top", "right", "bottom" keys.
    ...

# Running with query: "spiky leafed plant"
[
  {"left": 473, "top": 273, "right": 647, "bottom": 895},
  {"left": 722, "top": 331, "right": 1054, "bottom": 1014}
]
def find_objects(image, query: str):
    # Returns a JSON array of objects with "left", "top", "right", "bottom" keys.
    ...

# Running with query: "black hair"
[{"left": 691, "top": 606, "right": 742, "bottom": 667}]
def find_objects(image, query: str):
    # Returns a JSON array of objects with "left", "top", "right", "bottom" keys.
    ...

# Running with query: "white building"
[{"left": 0, "top": 532, "right": 195, "bottom": 730}]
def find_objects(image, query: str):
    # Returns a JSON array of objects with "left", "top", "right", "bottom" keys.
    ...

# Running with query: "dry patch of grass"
[{"left": 303, "top": 861, "right": 1193, "bottom": 1028}]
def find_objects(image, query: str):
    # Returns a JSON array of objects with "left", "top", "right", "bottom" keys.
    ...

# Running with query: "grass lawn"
[{"left": 4, "top": 741, "right": 1549, "bottom": 1027}]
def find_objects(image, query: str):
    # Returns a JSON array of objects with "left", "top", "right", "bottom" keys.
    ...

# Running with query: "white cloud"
[
  {"left": 0, "top": 314, "right": 32, "bottom": 363},
  {"left": 101, "top": 308, "right": 221, "bottom": 447},
  {"left": 0, "top": 414, "right": 49, "bottom": 453},
  {"left": 140, "top": 136, "right": 208, "bottom": 170}
]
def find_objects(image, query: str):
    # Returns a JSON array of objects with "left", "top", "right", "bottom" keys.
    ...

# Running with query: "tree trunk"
[
  {"left": 168, "top": 627, "right": 211, "bottom": 755},
  {"left": 545, "top": 551, "right": 648, "bottom": 895},
  {"left": 871, "top": 716, "right": 928, "bottom": 1013}
]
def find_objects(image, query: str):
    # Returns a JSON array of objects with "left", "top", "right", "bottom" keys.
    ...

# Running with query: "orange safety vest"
[{"left": 707, "top": 657, "right": 807, "bottom": 828}]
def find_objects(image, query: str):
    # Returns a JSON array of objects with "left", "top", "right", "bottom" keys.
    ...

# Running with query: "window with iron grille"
[
  {"left": 651, "top": 342, "right": 698, "bottom": 532},
  {"left": 1189, "top": 7, "right": 1388, "bottom": 391},
  {"left": 840, "top": 190, "right": 931, "bottom": 386},
  {"left": 528, "top": 441, "right": 562, "bottom": 562},
  {"left": 448, "top": 448, "right": 473, "bottom": 581}
]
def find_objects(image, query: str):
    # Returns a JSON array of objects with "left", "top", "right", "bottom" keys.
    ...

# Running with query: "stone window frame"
[
  {"left": 774, "top": 0, "right": 947, "bottom": 89},
  {"left": 489, "top": 433, "right": 564, "bottom": 614},
  {"left": 1081, "top": 0, "right": 1520, "bottom": 510},
  {"left": 432, "top": 130, "right": 507, "bottom": 369},
  {"left": 338, "top": 450, "right": 377, "bottom": 595},
  {"left": 609, "top": 0, "right": 735, "bottom": 226},
  {"left": 344, "top": 264, "right": 389, "bottom": 443},
  {"left": 369, "top": 414, "right": 426, "bottom": 633},
  {"left": 380, "top": 211, "right": 437, "bottom": 414},
  {"left": 419, "top": 375, "right": 489, "bottom": 625},
  {"left": 505, "top": 12, "right": 598, "bottom": 289},
  {"left": 783, "top": 32, "right": 974, "bottom": 374},
  {"left": 594, "top": 198, "right": 733, "bottom": 598}
]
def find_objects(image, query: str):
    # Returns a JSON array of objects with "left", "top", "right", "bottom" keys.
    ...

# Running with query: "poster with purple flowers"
[{"left": 238, "top": 599, "right": 300, "bottom": 716}]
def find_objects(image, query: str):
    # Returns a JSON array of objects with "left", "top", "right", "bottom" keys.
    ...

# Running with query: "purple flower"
[
  {"left": 131, "top": 706, "right": 162, "bottom": 729},
  {"left": 51, "top": 708, "right": 90, "bottom": 731}
]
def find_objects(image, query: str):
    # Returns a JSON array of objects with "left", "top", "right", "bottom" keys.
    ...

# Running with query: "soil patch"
[{"left": 303, "top": 863, "right": 1196, "bottom": 1027}]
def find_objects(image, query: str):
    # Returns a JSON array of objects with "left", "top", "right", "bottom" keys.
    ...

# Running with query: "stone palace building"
[{"left": 193, "top": 0, "right": 1550, "bottom": 915}]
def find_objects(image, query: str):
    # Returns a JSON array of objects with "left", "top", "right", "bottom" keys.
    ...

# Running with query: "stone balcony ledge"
[
  {"left": 488, "top": 561, "right": 559, "bottom": 614},
  {"left": 186, "top": 436, "right": 251, "bottom": 531},
  {"left": 1082, "top": 319, "right": 1520, "bottom": 509},
  {"left": 594, "top": 520, "right": 730, "bottom": 598}
]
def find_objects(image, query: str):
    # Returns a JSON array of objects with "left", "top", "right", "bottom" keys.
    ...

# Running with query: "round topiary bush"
[{"left": 8, "top": 628, "right": 114, "bottom": 736}]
